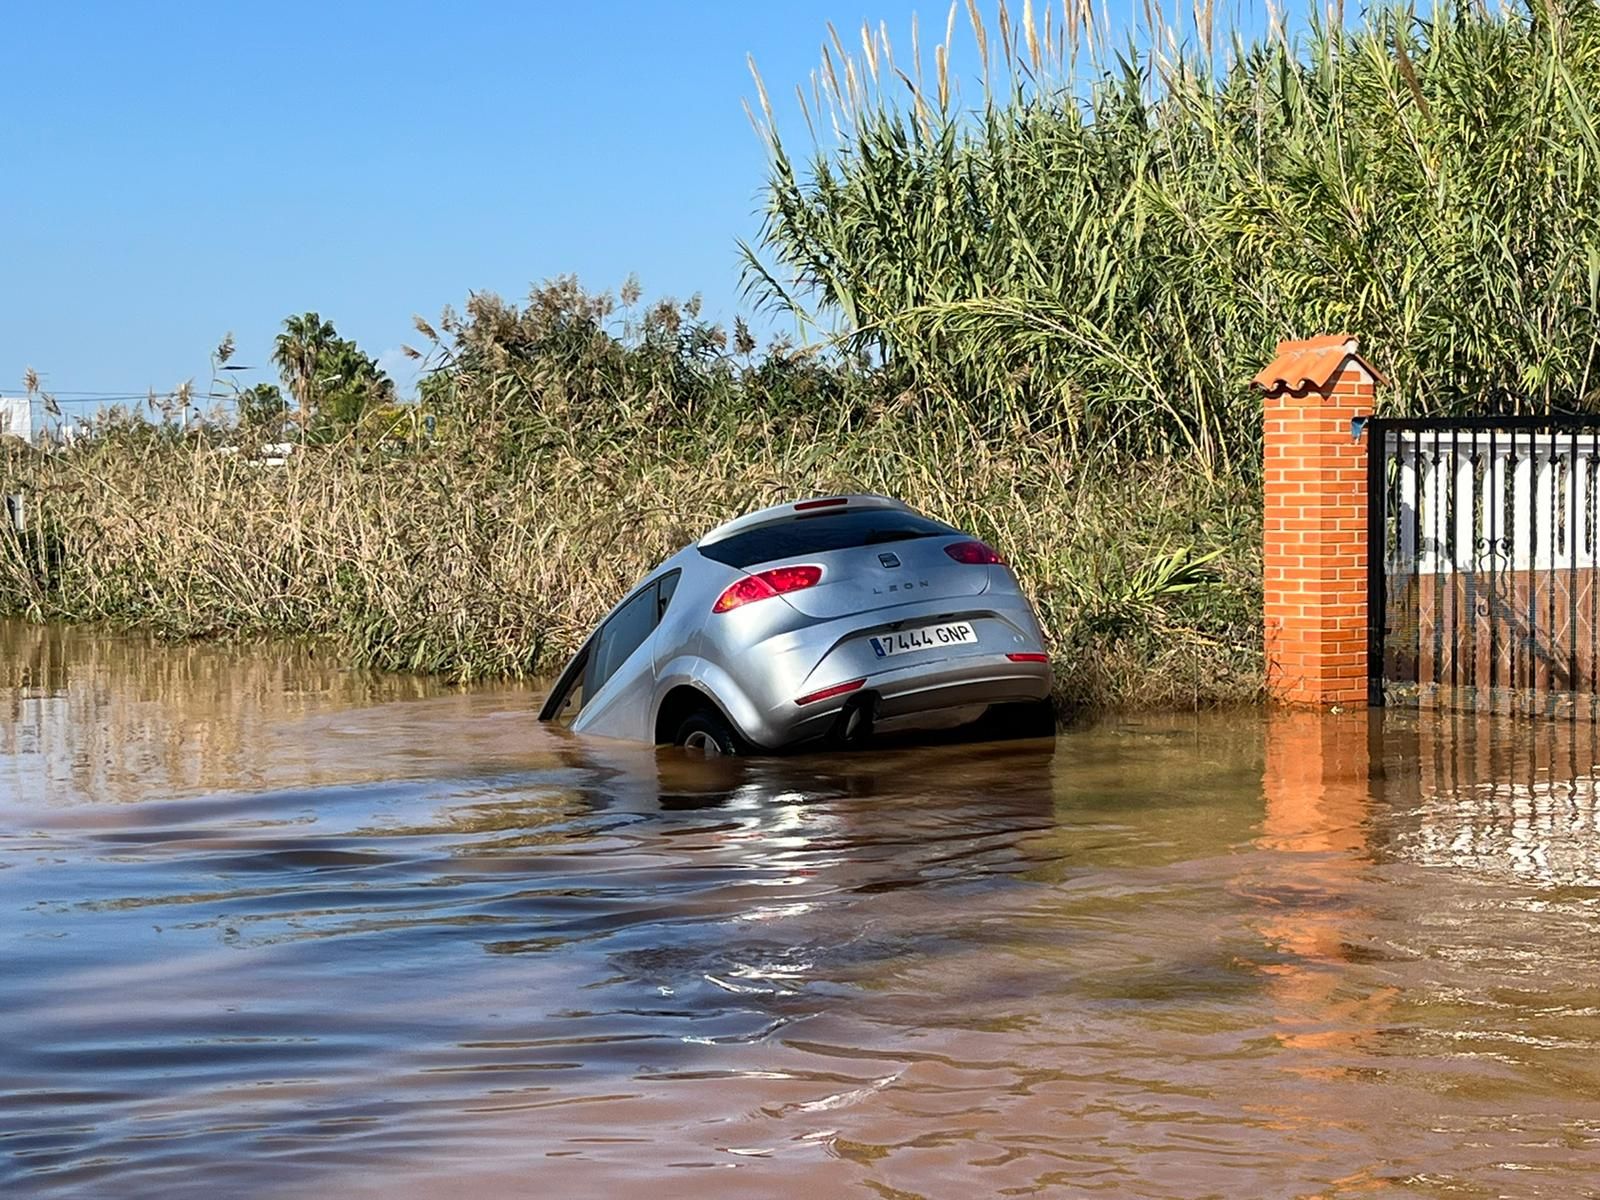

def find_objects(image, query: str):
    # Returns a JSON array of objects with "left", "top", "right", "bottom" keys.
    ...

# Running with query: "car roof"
[{"left": 697, "top": 494, "right": 915, "bottom": 548}]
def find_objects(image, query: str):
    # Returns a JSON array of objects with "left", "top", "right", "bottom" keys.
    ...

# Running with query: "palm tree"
[{"left": 272, "top": 312, "right": 337, "bottom": 438}]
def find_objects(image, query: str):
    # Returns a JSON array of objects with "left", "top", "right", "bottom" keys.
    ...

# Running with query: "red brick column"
[{"left": 1252, "top": 335, "right": 1385, "bottom": 707}]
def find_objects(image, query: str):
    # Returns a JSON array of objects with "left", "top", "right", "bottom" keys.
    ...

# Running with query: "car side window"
[
  {"left": 656, "top": 570, "right": 679, "bottom": 620},
  {"left": 548, "top": 674, "right": 586, "bottom": 725},
  {"left": 539, "top": 643, "right": 589, "bottom": 725},
  {"left": 584, "top": 587, "right": 657, "bottom": 701},
  {"left": 582, "top": 570, "right": 682, "bottom": 704}
]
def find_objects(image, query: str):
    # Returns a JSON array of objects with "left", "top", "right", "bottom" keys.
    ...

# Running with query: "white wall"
[{"left": 0, "top": 395, "right": 32, "bottom": 442}]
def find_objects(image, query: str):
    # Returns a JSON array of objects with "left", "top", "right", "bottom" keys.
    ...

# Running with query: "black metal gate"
[{"left": 1368, "top": 415, "right": 1600, "bottom": 713}]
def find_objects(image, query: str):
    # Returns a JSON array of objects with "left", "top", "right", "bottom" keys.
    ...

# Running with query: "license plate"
[{"left": 869, "top": 621, "right": 977, "bottom": 659}]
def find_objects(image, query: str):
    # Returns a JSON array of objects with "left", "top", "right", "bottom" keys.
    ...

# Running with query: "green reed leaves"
[{"left": 746, "top": 0, "right": 1600, "bottom": 475}]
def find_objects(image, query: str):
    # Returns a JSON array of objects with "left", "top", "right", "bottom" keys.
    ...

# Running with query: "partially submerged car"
[{"left": 538, "top": 495, "right": 1052, "bottom": 753}]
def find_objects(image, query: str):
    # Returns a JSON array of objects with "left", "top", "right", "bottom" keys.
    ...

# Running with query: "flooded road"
[{"left": 5, "top": 621, "right": 1600, "bottom": 1198}]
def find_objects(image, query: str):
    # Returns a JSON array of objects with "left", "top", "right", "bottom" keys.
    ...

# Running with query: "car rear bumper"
[
  {"left": 682, "top": 591, "right": 1052, "bottom": 751},
  {"left": 747, "top": 651, "right": 1052, "bottom": 749}
]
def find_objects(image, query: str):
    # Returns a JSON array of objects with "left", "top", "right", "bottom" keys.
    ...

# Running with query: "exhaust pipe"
[{"left": 832, "top": 691, "right": 879, "bottom": 744}]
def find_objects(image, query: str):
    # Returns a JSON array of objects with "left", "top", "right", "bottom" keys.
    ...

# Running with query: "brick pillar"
[{"left": 1252, "top": 335, "right": 1386, "bottom": 707}]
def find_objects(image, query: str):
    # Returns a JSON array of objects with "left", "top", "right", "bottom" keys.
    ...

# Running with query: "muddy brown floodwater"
[{"left": 5, "top": 621, "right": 1600, "bottom": 1198}]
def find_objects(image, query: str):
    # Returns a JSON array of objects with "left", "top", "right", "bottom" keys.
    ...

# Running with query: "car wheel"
[{"left": 674, "top": 708, "right": 741, "bottom": 757}]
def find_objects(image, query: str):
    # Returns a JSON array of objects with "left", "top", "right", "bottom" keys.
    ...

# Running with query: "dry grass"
[{"left": 0, "top": 411, "right": 1261, "bottom": 716}]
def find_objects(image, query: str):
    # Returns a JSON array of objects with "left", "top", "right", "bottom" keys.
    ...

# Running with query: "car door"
[{"left": 567, "top": 571, "right": 680, "bottom": 739}]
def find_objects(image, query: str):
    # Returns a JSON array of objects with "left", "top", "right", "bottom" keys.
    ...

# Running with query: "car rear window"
[{"left": 698, "top": 509, "right": 955, "bottom": 569}]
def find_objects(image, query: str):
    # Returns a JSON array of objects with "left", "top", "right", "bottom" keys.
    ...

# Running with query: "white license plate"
[{"left": 869, "top": 621, "right": 977, "bottom": 659}]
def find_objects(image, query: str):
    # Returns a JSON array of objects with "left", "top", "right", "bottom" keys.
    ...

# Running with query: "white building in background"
[{"left": 0, "top": 396, "right": 31, "bottom": 442}]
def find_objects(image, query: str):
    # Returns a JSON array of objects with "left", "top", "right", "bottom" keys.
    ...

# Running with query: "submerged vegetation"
[{"left": 7, "top": 0, "right": 1600, "bottom": 713}]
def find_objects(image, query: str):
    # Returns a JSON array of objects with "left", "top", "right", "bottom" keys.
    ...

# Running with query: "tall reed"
[
  {"left": 746, "top": 0, "right": 1600, "bottom": 476},
  {"left": 0, "top": 386, "right": 1260, "bottom": 712}
]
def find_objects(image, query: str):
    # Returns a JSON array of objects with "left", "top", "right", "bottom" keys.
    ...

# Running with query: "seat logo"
[{"left": 878, "top": 552, "right": 901, "bottom": 568}]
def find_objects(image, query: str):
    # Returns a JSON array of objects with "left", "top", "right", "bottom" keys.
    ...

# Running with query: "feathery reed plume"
[
  {"left": 966, "top": 0, "right": 991, "bottom": 100},
  {"left": 861, "top": 20, "right": 879, "bottom": 84},
  {"left": 743, "top": 0, "right": 1600, "bottom": 475},
  {"left": 748, "top": 54, "right": 775, "bottom": 130}
]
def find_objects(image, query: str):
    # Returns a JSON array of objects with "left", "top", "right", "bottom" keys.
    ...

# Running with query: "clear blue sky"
[{"left": 3, "top": 0, "right": 1184, "bottom": 411}]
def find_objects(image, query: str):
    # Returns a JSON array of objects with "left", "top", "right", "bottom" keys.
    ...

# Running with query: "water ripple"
[{"left": 7, "top": 627, "right": 1600, "bottom": 1196}]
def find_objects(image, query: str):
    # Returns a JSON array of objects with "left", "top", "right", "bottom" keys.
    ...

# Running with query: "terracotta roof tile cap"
[{"left": 1251, "top": 333, "right": 1389, "bottom": 394}]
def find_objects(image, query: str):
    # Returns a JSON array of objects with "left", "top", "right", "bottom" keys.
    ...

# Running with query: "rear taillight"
[
  {"left": 712, "top": 564, "right": 823, "bottom": 613},
  {"left": 795, "top": 678, "right": 865, "bottom": 706},
  {"left": 944, "top": 540, "right": 1005, "bottom": 565}
]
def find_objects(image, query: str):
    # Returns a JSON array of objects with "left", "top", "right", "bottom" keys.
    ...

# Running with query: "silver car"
[{"left": 538, "top": 494, "right": 1053, "bottom": 753}]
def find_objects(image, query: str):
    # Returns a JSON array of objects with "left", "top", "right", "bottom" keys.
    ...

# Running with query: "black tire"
[{"left": 673, "top": 708, "right": 741, "bottom": 757}]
